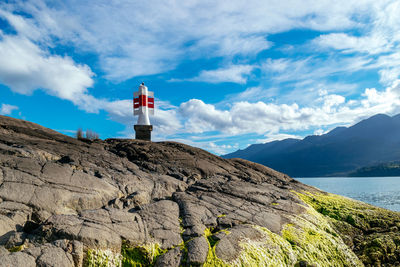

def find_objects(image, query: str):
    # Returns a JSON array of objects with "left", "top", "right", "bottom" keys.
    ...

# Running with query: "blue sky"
[{"left": 1, "top": 1, "right": 400, "bottom": 154}]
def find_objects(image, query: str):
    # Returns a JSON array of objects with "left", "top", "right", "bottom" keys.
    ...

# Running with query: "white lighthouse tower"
[{"left": 133, "top": 82, "right": 154, "bottom": 141}]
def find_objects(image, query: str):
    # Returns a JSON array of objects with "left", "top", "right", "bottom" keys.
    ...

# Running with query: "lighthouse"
[{"left": 133, "top": 82, "right": 154, "bottom": 141}]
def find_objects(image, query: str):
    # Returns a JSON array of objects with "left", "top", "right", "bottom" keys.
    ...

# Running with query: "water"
[{"left": 295, "top": 177, "right": 400, "bottom": 212}]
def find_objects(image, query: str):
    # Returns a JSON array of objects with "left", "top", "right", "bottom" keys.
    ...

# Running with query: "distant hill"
[
  {"left": 349, "top": 161, "right": 400, "bottom": 177},
  {"left": 223, "top": 113, "right": 400, "bottom": 177}
]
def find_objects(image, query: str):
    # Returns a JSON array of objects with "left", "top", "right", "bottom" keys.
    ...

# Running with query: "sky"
[{"left": 1, "top": 0, "right": 400, "bottom": 155}]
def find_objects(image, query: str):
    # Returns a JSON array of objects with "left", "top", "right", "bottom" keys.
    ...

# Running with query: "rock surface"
[{"left": 0, "top": 115, "right": 400, "bottom": 266}]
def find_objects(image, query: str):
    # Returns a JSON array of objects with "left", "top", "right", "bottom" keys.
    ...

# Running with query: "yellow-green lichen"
[
  {"left": 281, "top": 220, "right": 361, "bottom": 267},
  {"left": 121, "top": 242, "right": 166, "bottom": 267},
  {"left": 204, "top": 227, "right": 213, "bottom": 238},
  {"left": 204, "top": 243, "right": 230, "bottom": 267},
  {"left": 85, "top": 243, "right": 166, "bottom": 267},
  {"left": 293, "top": 191, "right": 396, "bottom": 231},
  {"left": 203, "top": 226, "right": 295, "bottom": 267},
  {"left": 203, "top": 227, "right": 231, "bottom": 267},
  {"left": 8, "top": 244, "right": 24, "bottom": 252},
  {"left": 204, "top": 228, "right": 230, "bottom": 267},
  {"left": 231, "top": 226, "right": 296, "bottom": 267},
  {"left": 178, "top": 218, "right": 185, "bottom": 234},
  {"left": 286, "top": 193, "right": 363, "bottom": 266},
  {"left": 219, "top": 229, "right": 231, "bottom": 235},
  {"left": 358, "top": 234, "right": 400, "bottom": 265},
  {"left": 234, "top": 220, "right": 360, "bottom": 267},
  {"left": 202, "top": 201, "right": 362, "bottom": 267},
  {"left": 292, "top": 190, "right": 400, "bottom": 266},
  {"left": 85, "top": 249, "right": 122, "bottom": 267}
]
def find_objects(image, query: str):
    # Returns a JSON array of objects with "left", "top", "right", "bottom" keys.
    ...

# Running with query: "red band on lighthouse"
[
  {"left": 140, "top": 95, "right": 147, "bottom": 106},
  {"left": 148, "top": 97, "right": 154, "bottom": 108},
  {"left": 133, "top": 84, "right": 154, "bottom": 120},
  {"left": 134, "top": 94, "right": 153, "bottom": 108},
  {"left": 133, "top": 98, "right": 140, "bottom": 108}
]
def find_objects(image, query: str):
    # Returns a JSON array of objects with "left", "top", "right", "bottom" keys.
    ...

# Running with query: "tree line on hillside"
[
  {"left": 76, "top": 128, "right": 99, "bottom": 140},
  {"left": 348, "top": 161, "right": 400, "bottom": 177}
]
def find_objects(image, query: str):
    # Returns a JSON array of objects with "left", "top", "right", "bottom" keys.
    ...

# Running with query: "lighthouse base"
[{"left": 134, "top": 125, "right": 153, "bottom": 141}]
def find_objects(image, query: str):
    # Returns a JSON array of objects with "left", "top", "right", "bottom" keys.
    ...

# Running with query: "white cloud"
[
  {"left": 1, "top": 0, "right": 398, "bottom": 89},
  {"left": 181, "top": 52, "right": 370, "bottom": 86},
  {"left": 379, "top": 68, "right": 400, "bottom": 86},
  {"left": 261, "top": 57, "right": 371, "bottom": 85},
  {"left": 315, "top": 33, "right": 390, "bottom": 54},
  {"left": 0, "top": 8, "right": 103, "bottom": 114},
  {"left": 166, "top": 137, "right": 239, "bottom": 155},
  {"left": 320, "top": 94, "right": 346, "bottom": 113},
  {"left": 179, "top": 99, "right": 232, "bottom": 133},
  {"left": 179, "top": 64, "right": 254, "bottom": 84},
  {"left": 0, "top": 9, "right": 42, "bottom": 41},
  {"left": 314, "top": 1, "right": 400, "bottom": 54},
  {"left": 102, "top": 46, "right": 180, "bottom": 82},
  {"left": 255, "top": 56, "right": 372, "bottom": 106},
  {"left": 0, "top": 104, "right": 18, "bottom": 115},
  {"left": 312, "top": 1, "right": 400, "bottom": 87},
  {"left": 374, "top": 52, "right": 400, "bottom": 86},
  {"left": 1, "top": 0, "right": 386, "bottom": 81},
  {"left": 224, "top": 87, "right": 277, "bottom": 104},
  {"left": 313, "top": 129, "right": 325, "bottom": 136},
  {"left": 255, "top": 133, "right": 302, "bottom": 144},
  {"left": 0, "top": 33, "right": 94, "bottom": 110},
  {"left": 179, "top": 99, "right": 309, "bottom": 135},
  {"left": 193, "top": 34, "right": 272, "bottom": 57}
]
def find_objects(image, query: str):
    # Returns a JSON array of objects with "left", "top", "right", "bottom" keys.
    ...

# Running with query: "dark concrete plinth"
[{"left": 134, "top": 125, "right": 153, "bottom": 141}]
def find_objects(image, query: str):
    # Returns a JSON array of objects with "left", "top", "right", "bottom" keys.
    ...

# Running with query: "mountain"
[
  {"left": 224, "top": 113, "right": 400, "bottom": 177},
  {"left": 0, "top": 115, "right": 399, "bottom": 266}
]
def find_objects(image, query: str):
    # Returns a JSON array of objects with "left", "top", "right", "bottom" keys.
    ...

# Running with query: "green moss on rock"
[
  {"left": 121, "top": 242, "right": 166, "bottom": 267},
  {"left": 294, "top": 191, "right": 398, "bottom": 232},
  {"left": 232, "top": 226, "right": 296, "bottom": 266},
  {"left": 295, "top": 191, "right": 400, "bottom": 266},
  {"left": 203, "top": 227, "right": 230, "bottom": 267},
  {"left": 358, "top": 234, "right": 400, "bottom": 266},
  {"left": 204, "top": 214, "right": 361, "bottom": 267},
  {"left": 85, "top": 243, "right": 166, "bottom": 267},
  {"left": 281, "top": 219, "right": 361, "bottom": 266},
  {"left": 7, "top": 244, "right": 24, "bottom": 252},
  {"left": 85, "top": 249, "right": 122, "bottom": 267}
]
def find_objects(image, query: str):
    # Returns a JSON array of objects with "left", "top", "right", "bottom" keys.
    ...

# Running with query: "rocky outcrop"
[{"left": 0, "top": 115, "right": 399, "bottom": 266}]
